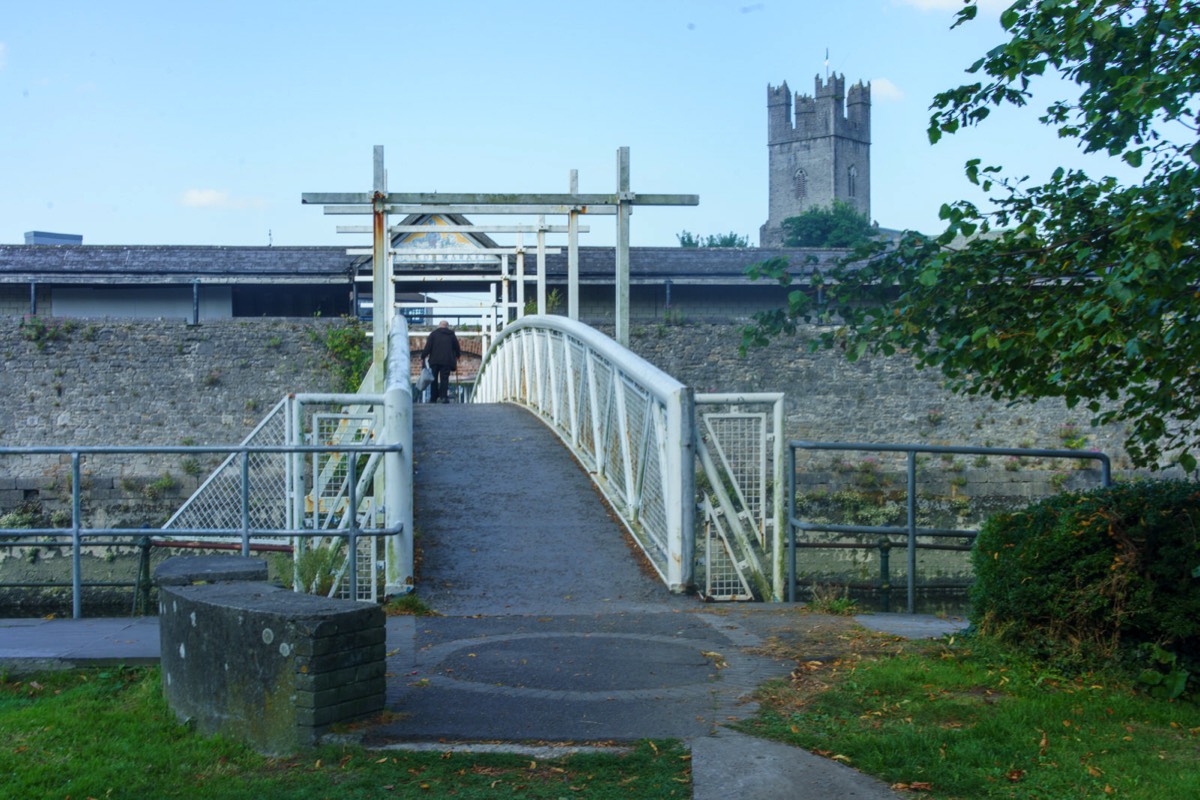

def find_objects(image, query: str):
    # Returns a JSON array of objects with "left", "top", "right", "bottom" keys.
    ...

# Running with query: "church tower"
[{"left": 760, "top": 74, "right": 871, "bottom": 247}]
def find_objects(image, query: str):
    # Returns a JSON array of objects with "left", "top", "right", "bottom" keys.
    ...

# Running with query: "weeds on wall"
[
  {"left": 142, "top": 473, "right": 178, "bottom": 501},
  {"left": 312, "top": 317, "right": 371, "bottom": 393},
  {"left": 19, "top": 316, "right": 77, "bottom": 350}
]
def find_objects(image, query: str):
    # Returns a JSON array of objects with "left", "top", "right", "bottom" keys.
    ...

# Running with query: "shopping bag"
[{"left": 416, "top": 365, "right": 433, "bottom": 392}]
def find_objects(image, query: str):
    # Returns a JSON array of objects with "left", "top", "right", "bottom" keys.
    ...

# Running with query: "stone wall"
[
  {"left": 0, "top": 317, "right": 352, "bottom": 610},
  {"left": 0, "top": 316, "right": 1161, "bottom": 607},
  {"left": 626, "top": 322, "right": 1136, "bottom": 464}
]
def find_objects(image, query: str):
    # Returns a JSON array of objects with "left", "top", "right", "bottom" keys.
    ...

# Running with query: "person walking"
[{"left": 421, "top": 320, "right": 461, "bottom": 403}]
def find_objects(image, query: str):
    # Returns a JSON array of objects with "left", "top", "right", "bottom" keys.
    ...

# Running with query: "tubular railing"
[
  {"left": 472, "top": 315, "right": 695, "bottom": 591},
  {"left": 0, "top": 442, "right": 402, "bottom": 618},
  {"left": 0, "top": 313, "right": 415, "bottom": 617},
  {"left": 788, "top": 441, "right": 1113, "bottom": 613}
]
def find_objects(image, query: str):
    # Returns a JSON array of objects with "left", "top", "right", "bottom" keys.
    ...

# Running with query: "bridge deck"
[{"left": 411, "top": 402, "right": 681, "bottom": 615}]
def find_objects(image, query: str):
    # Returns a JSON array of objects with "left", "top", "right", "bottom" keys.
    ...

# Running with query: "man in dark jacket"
[{"left": 421, "top": 320, "right": 461, "bottom": 403}]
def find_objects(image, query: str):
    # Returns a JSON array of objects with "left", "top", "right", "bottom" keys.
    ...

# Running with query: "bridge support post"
[
  {"left": 666, "top": 386, "right": 695, "bottom": 592},
  {"left": 383, "top": 317, "right": 414, "bottom": 595}
]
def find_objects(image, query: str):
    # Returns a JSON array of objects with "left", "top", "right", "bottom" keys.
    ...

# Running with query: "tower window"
[
  {"left": 794, "top": 169, "right": 807, "bottom": 201},
  {"left": 848, "top": 166, "right": 858, "bottom": 198}
]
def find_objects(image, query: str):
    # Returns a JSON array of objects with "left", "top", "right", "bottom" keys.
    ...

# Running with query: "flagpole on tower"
[{"left": 825, "top": 47, "right": 830, "bottom": 79}]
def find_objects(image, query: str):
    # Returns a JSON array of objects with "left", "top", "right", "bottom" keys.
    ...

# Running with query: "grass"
[
  {"left": 739, "top": 633, "right": 1200, "bottom": 798},
  {"left": 383, "top": 593, "right": 438, "bottom": 616},
  {"left": 804, "top": 582, "right": 859, "bottom": 615},
  {"left": 0, "top": 667, "right": 690, "bottom": 798}
]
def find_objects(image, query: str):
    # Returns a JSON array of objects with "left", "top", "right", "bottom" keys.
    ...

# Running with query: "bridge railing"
[{"left": 472, "top": 316, "right": 695, "bottom": 591}]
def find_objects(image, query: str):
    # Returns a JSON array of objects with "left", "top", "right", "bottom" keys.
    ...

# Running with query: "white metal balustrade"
[
  {"left": 472, "top": 315, "right": 696, "bottom": 591},
  {"left": 693, "top": 394, "right": 785, "bottom": 602},
  {"left": 161, "top": 314, "right": 415, "bottom": 602}
]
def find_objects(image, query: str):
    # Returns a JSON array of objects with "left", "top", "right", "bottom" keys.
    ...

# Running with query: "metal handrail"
[
  {"left": 0, "top": 441, "right": 404, "bottom": 618},
  {"left": 472, "top": 315, "right": 695, "bottom": 591},
  {"left": 787, "top": 441, "right": 1113, "bottom": 612}
]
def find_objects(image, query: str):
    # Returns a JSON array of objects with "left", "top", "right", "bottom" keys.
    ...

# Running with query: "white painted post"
[
  {"left": 666, "top": 386, "right": 696, "bottom": 592},
  {"left": 567, "top": 170, "right": 580, "bottom": 321},
  {"left": 772, "top": 395, "right": 786, "bottom": 602},
  {"left": 501, "top": 254, "right": 511, "bottom": 324},
  {"left": 536, "top": 215, "right": 547, "bottom": 315},
  {"left": 383, "top": 319, "right": 413, "bottom": 595},
  {"left": 515, "top": 232, "right": 526, "bottom": 319},
  {"left": 615, "top": 147, "right": 631, "bottom": 347},
  {"left": 372, "top": 147, "right": 388, "bottom": 393}
]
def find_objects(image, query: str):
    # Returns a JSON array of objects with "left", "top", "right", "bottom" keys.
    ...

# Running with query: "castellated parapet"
[
  {"left": 762, "top": 73, "right": 872, "bottom": 247},
  {"left": 768, "top": 75, "right": 870, "bottom": 145}
]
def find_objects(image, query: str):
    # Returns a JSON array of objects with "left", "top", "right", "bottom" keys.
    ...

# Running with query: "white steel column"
[
  {"left": 567, "top": 170, "right": 580, "bottom": 321},
  {"left": 372, "top": 146, "right": 388, "bottom": 393},
  {"left": 615, "top": 147, "right": 632, "bottom": 347},
  {"left": 383, "top": 317, "right": 413, "bottom": 595},
  {"left": 666, "top": 386, "right": 695, "bottom": 591},
  {"left": 515, "top": 233, "right": 526, "bottom": 319},
  {"left": 536, "top": 215, "right": 547, "bottom": 315}
]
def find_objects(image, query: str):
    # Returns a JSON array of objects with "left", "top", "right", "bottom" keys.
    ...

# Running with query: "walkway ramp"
[{"left": 411, "top": 402, "right": 681, "bottom": 616}]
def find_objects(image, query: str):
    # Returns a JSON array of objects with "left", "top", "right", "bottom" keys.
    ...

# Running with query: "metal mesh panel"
[
  {"left": 571, "top": 341, "right": 595, "bottom": 458},
  {"left": 535, "top": 331, "right": 552, "bottom": 411},
  {"left": 704, "top": 413, "right": 769, "bottom": 546},
  {"left": 164, "top": 397, "right": 383, "bottom": 603},
  {"left": 602, "top": 377, "right": 627, "bottom": 499},
  {"left": 330, "top": 526, "right": 379, "bottom": 603},
  {"left": 637, "top": 410, "right": 669, "bottom": 558},
  {"left": 622, "top": 378, "right": 649, "bottom": 512},
  {"left": 313, "top": 413, "right": 374, "bottom": 530},
  {"left": 695, "top": 396, "right": 785, "bottom": 601},
  {"left": 702, "top": 500, "right": 755, "bottom": 600},
  {"left": 550, "top": 332, "right": 568, "bottom": 426},
  {"left": 589, "top": 354, "right": 614, "bottom": 460},
  {"left": 162, "top": 399, "right": 289, "bottom": 535}
]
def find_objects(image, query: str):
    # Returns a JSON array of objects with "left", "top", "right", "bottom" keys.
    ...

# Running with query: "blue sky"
[{"left": 1, "top": 0, "right": 1129, "bottom": 249}]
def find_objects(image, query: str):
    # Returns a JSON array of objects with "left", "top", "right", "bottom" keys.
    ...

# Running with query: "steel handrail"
[
  {"left": 473, "top": 315, "right": 695, "bottom": 591},
  {"left": 0, "top": 440, "right": 403, "bottom": 618},
  {"left": 787, "top": 441, "right": 1113, "bottom": 612}
]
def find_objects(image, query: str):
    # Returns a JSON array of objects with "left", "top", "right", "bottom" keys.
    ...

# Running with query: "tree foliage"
[
  {"left": 780, "top": 202, "right": 877, "bottom": 248},
  {"left": 676, "top": 230, "right": 750, "bottom": 248},
  {"left": 745, "top": 0, "right": 1200, "bottom": 471}
]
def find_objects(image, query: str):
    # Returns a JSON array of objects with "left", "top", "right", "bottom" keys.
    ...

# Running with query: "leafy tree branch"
[{"left": 744, "top": 0, "right": 1200, "bottom": 471}]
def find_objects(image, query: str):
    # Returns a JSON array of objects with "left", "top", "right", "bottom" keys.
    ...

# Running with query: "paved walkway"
[{"left": 0, "top": 404, "right": 968, "bottom": 798}]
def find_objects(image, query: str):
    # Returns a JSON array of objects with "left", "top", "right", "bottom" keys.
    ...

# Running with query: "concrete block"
[{"left": 158, "top": 579, "right": 384, "bottom": 755}]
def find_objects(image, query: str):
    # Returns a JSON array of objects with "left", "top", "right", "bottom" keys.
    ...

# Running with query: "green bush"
[{"left": 971, "top": 480, "right": 1200, "bottom": 682}]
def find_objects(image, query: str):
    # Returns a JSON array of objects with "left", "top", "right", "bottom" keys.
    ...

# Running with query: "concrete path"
[{"left": 0, "top": 403, "right": 968, "bottom": 798}]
